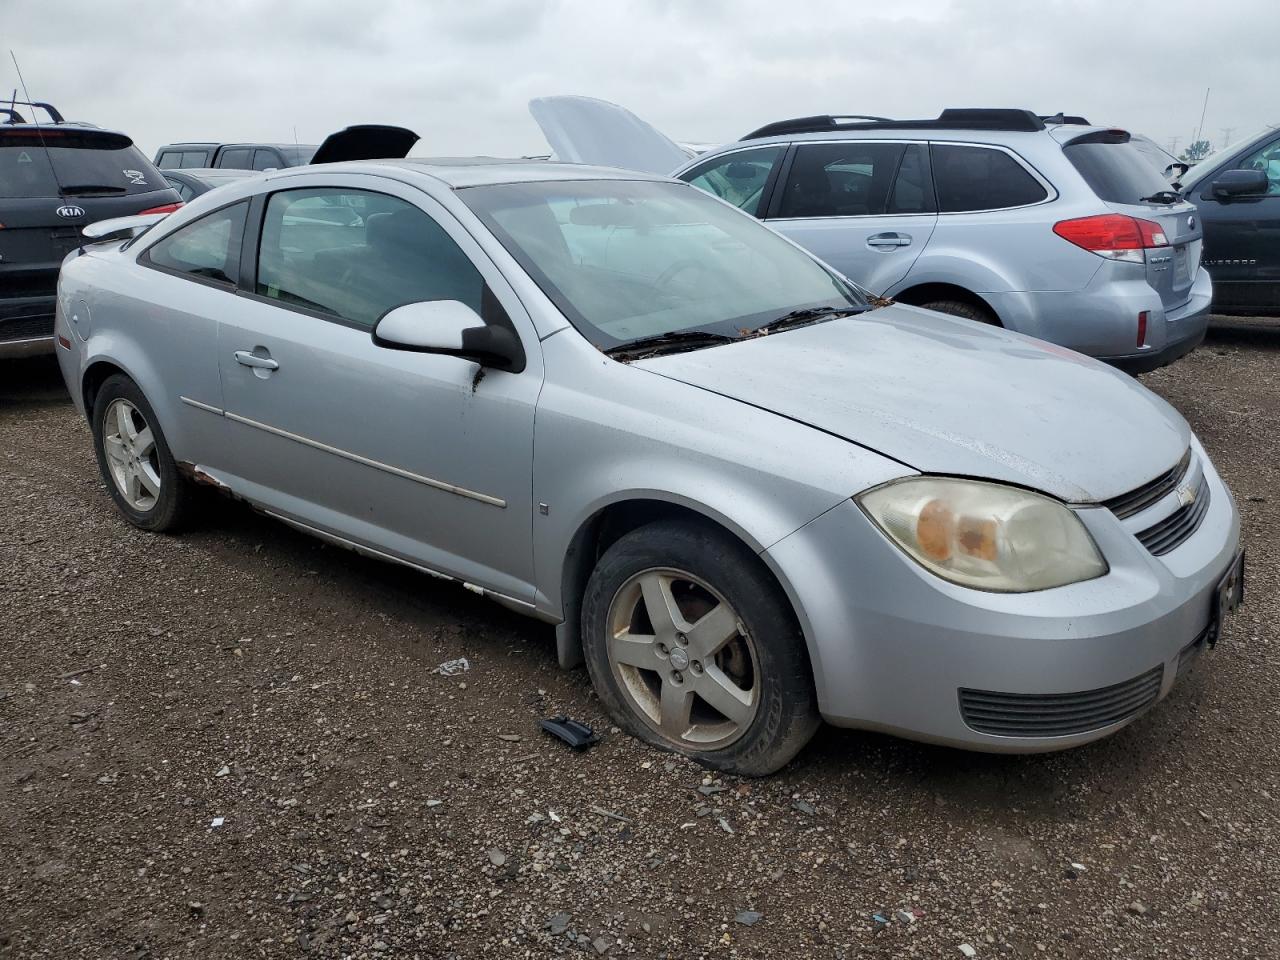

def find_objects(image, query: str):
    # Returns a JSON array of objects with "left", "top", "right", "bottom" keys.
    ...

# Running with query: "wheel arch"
[
  {"left": 82, "top": 358, "right": 133, "bottom": 417},
  {"left": 891, "top": 282, "right": 1003, "bottom": 324},
  {"left": 553, "top": 496, "right": 813, "bottom": 674}
]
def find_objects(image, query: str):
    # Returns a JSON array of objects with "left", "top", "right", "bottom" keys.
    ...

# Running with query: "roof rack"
[
  {"left": 0, "top": 99, "right": 65, "bottom": 125},
  {"left": 742, "top": 108, "right": 1045, "bottom": 141},
  {"left": 1040, "top": 112, "right": 1092, "bottom": 125}
]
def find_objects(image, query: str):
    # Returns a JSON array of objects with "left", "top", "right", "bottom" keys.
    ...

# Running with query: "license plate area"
[{"left": 1208, "top": 549, "right": 1245, "bottom": 647}]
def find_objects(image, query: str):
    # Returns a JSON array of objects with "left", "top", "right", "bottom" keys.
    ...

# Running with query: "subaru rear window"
[
  {"left": 1063, "top": 136, "right": 1172, "bottom": 204},
  {"left": 0, "top": 129, "right": 165, "bottom": 199}
]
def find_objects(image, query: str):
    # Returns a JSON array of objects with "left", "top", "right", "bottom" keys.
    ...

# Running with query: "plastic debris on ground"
[
  {"left": 430, "top": 657, "right": 470, "bottom": 676},
  {"left": 540, "top": 715, "right": 600, "bottom": 750}
]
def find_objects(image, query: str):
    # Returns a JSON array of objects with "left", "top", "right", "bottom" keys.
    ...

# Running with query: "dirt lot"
[{"left": 2, "top": 319, "right": 1278, "bottom": 960}]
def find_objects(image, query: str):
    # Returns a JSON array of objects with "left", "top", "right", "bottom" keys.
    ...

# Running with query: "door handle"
[
  {"left": 234, "top": 350, "right": 279, "bottom": 371},
  {"left": 866, "top": 233, "right": 912, "bottom": 248}
]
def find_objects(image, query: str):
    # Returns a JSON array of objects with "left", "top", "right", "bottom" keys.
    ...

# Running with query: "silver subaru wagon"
[{"left": 54, "top": 159, "right": 1243, "bottom": 774}]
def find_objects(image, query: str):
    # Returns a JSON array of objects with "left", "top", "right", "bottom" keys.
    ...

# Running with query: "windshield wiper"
[
  {"left": 1139, "top": 190, "right": 1181, "bottom": 204},
  {"left": 604, "top": 330, "right": 738, "bottom": 361},
  {"left": 745, "top": 305, "right": 862, "bottom": 337},
  {"left": 61, "top": 184, "right": 128, "bottom": 196}
]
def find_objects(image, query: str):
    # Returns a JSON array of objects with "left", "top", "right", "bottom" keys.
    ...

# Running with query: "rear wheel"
[
  {"left": 581, "top": 520, "right": 819, "bottom": 776},
  {"left": 91, "top": 374, "right": 191, "bottom": 532},
  {"left": 920, "top": 298, "right": 999, "bottom": 325}
]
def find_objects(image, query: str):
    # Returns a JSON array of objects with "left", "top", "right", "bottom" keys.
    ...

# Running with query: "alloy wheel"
[
  {"left": 102, "top": 398, "right": 162, "bottom": 512},
  {"left": 606, "top": 567, "right": 760, "bottom": 750}
]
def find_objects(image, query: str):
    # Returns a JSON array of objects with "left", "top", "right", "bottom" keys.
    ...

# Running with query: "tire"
[
  {"left": 919, "top": 298, "right": 999, "bottom": 325},
  {"left": 581, "top": 519, "right": 819, "bottom": 776},
  {"left": 90, "top": 374, "right": 191, "bottom": 532}
]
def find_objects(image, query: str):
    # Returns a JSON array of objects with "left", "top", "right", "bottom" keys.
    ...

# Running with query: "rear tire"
[
  {"left": 91, "top": 374, "right": 191, "bottom": 532},
  {"left": 581, "top": 519, "right": 819, "bottom": 776},
  {"left": 920, "top": 298, "right": 999, "bottom": 325}
]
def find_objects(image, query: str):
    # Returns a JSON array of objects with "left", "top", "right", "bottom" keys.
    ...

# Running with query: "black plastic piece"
[
  {"left": 1040, "top": 112, "right": 1092, "bottom": 126},
  {"left": 743, "top": 108, "right": 1045, "bottom": 142},
  {"left": 540, "top": 716, "right": 600, "bottom": 750},
  {"left": 310, "top": 124, "right": 420, "bottom": 164}
]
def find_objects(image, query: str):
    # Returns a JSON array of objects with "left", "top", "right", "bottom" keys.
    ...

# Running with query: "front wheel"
[
  {"left": 919, "top": 298, "right": 999, "bottom": 325},
  {"left": 91, "top": 374, "right": 191, "bottom": 532},
  {"left": 581, "top": 520, "right": 819, "bottom": 776}
]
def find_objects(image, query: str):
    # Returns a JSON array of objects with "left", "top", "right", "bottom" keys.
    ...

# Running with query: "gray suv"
[
  {"left": 675, "top": 110, "right": 1211, "bottom": 372},
  {"left": 532, "top": 100, "right": 1211, "bottom": 372}
]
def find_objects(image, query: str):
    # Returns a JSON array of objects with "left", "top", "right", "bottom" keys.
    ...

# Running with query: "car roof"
[
  {"left": 735, "top": 122, "right": 1117, "bottom": 150},
  {"left": 271, "top": 157, "right": 671, "bottom": 189}
]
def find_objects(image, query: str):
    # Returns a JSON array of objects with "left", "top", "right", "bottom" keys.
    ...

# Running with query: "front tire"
[
  {"left": 91, "top": 374, "right": 191, "bottom": 532},
  {"left": 581, "top": 520, "right": 819, "bottom": 776}
]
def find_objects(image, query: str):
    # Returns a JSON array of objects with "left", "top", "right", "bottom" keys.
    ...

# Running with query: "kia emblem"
[{"left": 56, "top": 204, "right": 86, "bottom": 219}]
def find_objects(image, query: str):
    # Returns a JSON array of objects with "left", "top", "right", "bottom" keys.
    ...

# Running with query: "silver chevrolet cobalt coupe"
[{"left": 54, "top": 159, "right": 1243, "bottom": 774}]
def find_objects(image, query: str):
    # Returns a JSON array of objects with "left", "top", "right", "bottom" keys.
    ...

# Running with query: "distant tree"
[{"left": 1181, "top": 140, "right": 1213, "bottom": 162}]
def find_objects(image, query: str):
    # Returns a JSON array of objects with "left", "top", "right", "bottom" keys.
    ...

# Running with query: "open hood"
[
  {"left": 636, "top": 306, "right": 1190, "bottom": 503},
  {"left": 310, "top": 124, "right": 420, "bottom": 164},
  {"left": 529, "top": 96, "right": 691, "bottom": 175}
]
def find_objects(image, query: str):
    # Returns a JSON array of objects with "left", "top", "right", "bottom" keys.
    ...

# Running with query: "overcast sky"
[{"left": 5, "top": 0, "right": 1277, "bottom": 160}]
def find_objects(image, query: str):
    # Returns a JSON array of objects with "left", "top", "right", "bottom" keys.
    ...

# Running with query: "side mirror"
[
  {"left": 1211, "top": 168, "right": 1269, "bottom": 198},
  {"left": 372, "top": 300, "right": 525, "bottom": 373}
]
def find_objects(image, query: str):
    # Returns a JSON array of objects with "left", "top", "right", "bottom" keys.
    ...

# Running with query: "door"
[
  {"left": 213, "top": 179, "right": 543, "bottom": 601},
  {"left": 1195, "top": 135, "right": 1280, "bottom": 313},
  {"left": 762, "top": 141, "right": 936, "bottom": 294}
]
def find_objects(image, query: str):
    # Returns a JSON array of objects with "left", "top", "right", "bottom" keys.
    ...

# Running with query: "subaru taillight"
[
  {"left": 138, "top": 202, "right": 183, "bottom": 215},
  {"left": 1052, "top": 214, "right": 1169, "bottom": 264}
]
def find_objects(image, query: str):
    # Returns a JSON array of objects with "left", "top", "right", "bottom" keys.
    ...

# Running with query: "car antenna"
[{"left": 8, "top": 50, "right": 80, "bottom": 252}]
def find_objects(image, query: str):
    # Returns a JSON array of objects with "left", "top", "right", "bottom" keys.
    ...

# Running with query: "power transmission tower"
[
  {"left": 1167, "top": 137, "right": 1181, "bottom": 155},
  {"left": 1220, "top": 127, "right": 1235, "bottom": 148}
]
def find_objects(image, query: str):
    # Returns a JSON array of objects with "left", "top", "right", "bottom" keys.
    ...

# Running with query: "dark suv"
[
  {"left": 154, "top": 142, "right": 317, "bottom": 171},
  {"left": 1, "top": 101, "right": 182, "bottom": 358},
  {"left": 1176, "top": 124, "right": 1280, "bottom": 315}
]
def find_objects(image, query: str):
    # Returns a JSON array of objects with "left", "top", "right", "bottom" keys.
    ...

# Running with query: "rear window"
[
  {"left": 1063, "top": 136, "right": 1172, "bottom": 204},
  {"left": 0, "top": 129, "right": 166, "bottom": 199},
  {"left": 930, "top": 144, "right": 1048, "bottom": 212}
]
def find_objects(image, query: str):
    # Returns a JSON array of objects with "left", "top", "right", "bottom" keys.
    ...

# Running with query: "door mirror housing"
[
  {"left": 1211, "top": 168, "right": 1269, "bottom": 198},
  {"left": 372, "top": 300, "right": 525, "bottom": 372}
]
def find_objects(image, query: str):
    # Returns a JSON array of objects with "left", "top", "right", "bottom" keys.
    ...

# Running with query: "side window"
[
  {"left": 681, "top": 146, "right": 783, "bottom": 217},
  {"left": 144, "top": 201, "right": 248, "bottom": 285},
  {"left": 931, "top": 144, "right": 1048, "bottom": 212},
  {"left": 181, "top": 151, "right": 209, "bottom": 169},
  {"left": 1236, "top": 137, "right": 1280, "bottom": 196},
  {"left": 156, "top": 151, "right": 179, "bottom": 169},
  {"left": 776, "top": 142, "right": 923, "bottom": 219},
  {"left": 252, "top": 149, "right": 280, "bottom": 171},
  {"left": 165, "top": 177, "right": 195, "bottom": 202},
  {"left": 218, "top": 147, "right": 252, "bottom": 169},
  {"left": 255, "top": 188, "right": 486, "bottom": 329}
]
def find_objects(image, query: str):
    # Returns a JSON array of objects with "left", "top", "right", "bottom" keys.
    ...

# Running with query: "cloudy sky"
[{"left": 5, "top": 0, "right": 1277, "bottom": 160}]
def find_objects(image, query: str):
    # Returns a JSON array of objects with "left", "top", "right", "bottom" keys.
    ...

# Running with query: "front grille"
[
  {"left": 959, "top": 666, "right": 1163, "bottom": 738},
  {"left": 0, "top": 315, "right": 54, "bottom": 342},
  {"left": 1135, "top": 478, "right": 1210, "bottom": 556},
  {"left": 1102, "top": 449, "right": 1191, "bottom": 520}
]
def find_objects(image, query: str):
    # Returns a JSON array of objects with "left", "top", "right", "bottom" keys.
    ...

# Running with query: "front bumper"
[{"left": 765, "top": 442, "right": 1240, "bottom": 752}]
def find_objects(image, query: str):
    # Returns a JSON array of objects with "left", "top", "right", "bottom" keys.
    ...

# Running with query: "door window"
[
  {"left": 143, "top": 201, "right": 248, "bottom": 285},
  {"left": 255, "top": 188, "right": 486, "bottom": 329},
  {"left": 680, "top": 146, "right": 783, "bottom": 216},
  {"left": 165, "top": 177, "right": 195, "bottom": 202},
  {"left": 775, "top": 142, "right": 931, "bottom": 218},
  {"left": 252, "top": 149, "right": 280, "bottom": 171},
  {"left": 930, "top": 144, "right": 1048, "bottom": 212},
  {"left": 1235, "top": 137, "right": 1280, "bottom": 196},
  {"left": 218, "top": 147, "right": 253, "bottom": 169}
]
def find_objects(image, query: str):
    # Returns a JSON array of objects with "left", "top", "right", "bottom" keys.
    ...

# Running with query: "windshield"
[
  {"left": 0, "top": 129, "right": 167, "bottom": 198},
  {"left": 461, "top": 178, "right": 865, "bottom": 350}
]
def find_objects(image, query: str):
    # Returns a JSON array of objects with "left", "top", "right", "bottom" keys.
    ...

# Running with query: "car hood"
[
  {"left": 529, "top": 96, "right": 691, "bottom": 175},
  {"left": 634, "top": 306, "right": 1190, "bottom": 502}
]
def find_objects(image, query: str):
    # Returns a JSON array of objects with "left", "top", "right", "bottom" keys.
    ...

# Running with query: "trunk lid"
[
  {"left": 635, "top": 306, "right": 1190, "bottom": 502},
  {"left": 529, "top": 96, "right": 691, "bottom": 175}
]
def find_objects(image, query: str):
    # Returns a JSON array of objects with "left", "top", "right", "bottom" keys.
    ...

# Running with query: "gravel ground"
[{"left": 2, "top": 318, "right": 1278, "bottom": 959}]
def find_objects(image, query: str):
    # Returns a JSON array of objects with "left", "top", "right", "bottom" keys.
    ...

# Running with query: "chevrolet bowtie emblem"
[{"left": 1176, "top": 484, "right": 1197, "bottom": 508}]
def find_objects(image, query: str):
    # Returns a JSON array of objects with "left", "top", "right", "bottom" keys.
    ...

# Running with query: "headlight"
[{"left": 857, "top": 477, "right": 1107, "bottom": 592}]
